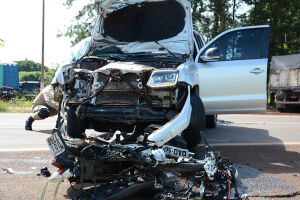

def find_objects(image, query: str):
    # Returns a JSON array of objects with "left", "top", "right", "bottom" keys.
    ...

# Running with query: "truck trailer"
[
  {"left": 0, "top": 62, "right": 19, "bottom": 96},
  {"left": 269, "top": 54, "right": 300, "bottom": 112}
]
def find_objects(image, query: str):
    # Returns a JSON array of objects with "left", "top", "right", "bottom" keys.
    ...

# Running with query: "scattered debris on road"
[
  {"left": 2, "top": 167, "right": 14, "bottom": 174},
  {"left": 37, "top": 167, "right": 51, "bottom": 177}
]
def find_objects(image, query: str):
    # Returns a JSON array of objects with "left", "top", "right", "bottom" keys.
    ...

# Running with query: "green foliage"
[
  {"left": 16, "top": 59, "right": 57, "bottom": 85},
  {"left": 44, "top": 67, "right": 58, "bottom": 85},
  {"left": 242, "top": 0, "right": 300, "bottom": 56},
  {"left": 19, "top": 69, "right": 57, "bottom": 85},
  {"left": 0, "top": 96, "right": 34, "bottom": 113},
  {"left": 191, "top": 0, "right": 247, "bottom": 42},
  {"left": 19, "top": 71, "right": 41, "bottom": 82},
  {"left": 16, "top": 59, "right": 43, "bottom": 72},
  {"left": 0, "top": 101, "right": 8, "bottom": 112},
  {"left": 58, "top": 1, "right": 100, "bottom": 46}
]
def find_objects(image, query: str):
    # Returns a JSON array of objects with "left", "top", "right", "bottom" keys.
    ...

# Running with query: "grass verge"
[{"left": 0, "top": 97, "right": 33, "bottom": 113}]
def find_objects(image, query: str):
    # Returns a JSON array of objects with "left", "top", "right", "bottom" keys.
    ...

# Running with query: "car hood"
[{"left": 92, "top": 0, "right": 193, "bottom": 55}]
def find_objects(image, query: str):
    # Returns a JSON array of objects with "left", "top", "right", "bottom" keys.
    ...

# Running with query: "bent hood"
[{"left": 92, "top": 0, "right": 193, "bottom": 55}]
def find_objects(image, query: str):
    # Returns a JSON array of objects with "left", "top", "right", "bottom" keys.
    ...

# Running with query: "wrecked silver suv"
[
  {"left": 55, "top": 0, "right": 206, "bottom": 148},
  {"left": 54, "top": 0, "right": 270, "bottom": 149}
]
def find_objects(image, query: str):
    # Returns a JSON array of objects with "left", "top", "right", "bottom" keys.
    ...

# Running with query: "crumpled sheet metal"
[
  {"left": 99, "top": 0, "right": 146, "bottom": 15},
  {"left": 51, "top": 37, "right": 92, "bottom": 85}
]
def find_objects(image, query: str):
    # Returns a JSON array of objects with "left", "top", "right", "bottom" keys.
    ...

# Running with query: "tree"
[
  {"left": 58, "top": 1, "right": 100, "bottom": 46},
  {"left": 16, "top": 59, "right": 42, "bottom": 72},
  {"left": 242, "top": 0, "right": 300, "bottom": 56},
  {"left": 16, "top": 59, "right": 57, "bottom": 85},
  {"left": 190, "top": 0, "right": 245, "bottom": 42},
  {"left": 19, "top": 71, "right": 41, "bottom": 82}
]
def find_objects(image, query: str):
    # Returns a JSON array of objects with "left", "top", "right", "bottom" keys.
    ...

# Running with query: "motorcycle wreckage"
[{"left": 47, "top": 125, "right": 241, "bottom": 200}]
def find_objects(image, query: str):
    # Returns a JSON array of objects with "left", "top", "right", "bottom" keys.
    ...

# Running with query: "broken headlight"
[{"left": 147, "top": 70, "right": 178, "bottom": 88}]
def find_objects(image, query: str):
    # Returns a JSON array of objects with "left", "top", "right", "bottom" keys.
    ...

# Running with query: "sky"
[{"left": 0, "top": 0, "right": 86, "bottom": 67}]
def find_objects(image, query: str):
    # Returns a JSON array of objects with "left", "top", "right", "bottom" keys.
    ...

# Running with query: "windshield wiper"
[{"left": 154, "top": 41, "right": 176, "bottom": 58}]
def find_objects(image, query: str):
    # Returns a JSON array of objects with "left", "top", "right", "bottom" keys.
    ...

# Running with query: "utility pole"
[{"left": 40, "top": 0, "right": 45, "bottom": 90}]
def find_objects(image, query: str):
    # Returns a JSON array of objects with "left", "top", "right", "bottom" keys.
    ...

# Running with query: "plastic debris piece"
[
  {"left": 3, "top": 168, "right": 15, "bottom": 174},
  {"left": 37, "top": 167, "right": 51, "bottom": 177}
]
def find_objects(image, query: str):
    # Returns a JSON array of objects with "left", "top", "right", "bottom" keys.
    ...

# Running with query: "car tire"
[
  {"left": 67, "top": 106, "right": 86, "bottom": 139},
  {"left": 206, "top": 115, "right": 217, "bottom": 128},
  {"left": 183, "top": 93, "right": 206, "bottom": 149}
]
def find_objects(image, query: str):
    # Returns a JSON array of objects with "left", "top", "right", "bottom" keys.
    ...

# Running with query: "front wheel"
[
  {"left": 67, "top": 106, "right": 86, "bottom": 139},
  {"left": 182, "top": 93, "right": 206, "bottom": 149}
]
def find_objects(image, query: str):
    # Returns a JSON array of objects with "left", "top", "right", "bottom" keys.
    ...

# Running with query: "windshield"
[{"left": 103, "top": 0, "right": 186, "bottom": 42}]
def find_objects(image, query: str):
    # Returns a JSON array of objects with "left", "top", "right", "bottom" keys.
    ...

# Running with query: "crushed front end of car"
[{"left": 55, "top": 0, "right": 205, "bottom": 148}]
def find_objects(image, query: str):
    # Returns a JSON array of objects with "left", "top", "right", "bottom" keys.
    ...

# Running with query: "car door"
[{"left": 195, "top": 25, "right": 269, "bottom": 114}]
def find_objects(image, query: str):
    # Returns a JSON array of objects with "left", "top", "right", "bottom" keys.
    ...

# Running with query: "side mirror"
[{"left": 200, "top": 47, "right": 220, "bottom": 62}]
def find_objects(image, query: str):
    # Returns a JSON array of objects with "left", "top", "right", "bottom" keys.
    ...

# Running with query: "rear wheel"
[
  {"left": 206, "top": 115, "right": 217, "bottom": 128},
  {"left": 183, "top": 93, "right": 206, "bottom": 149},
  {"left": 67, "top": 106, "right": 86, "bottom": 139}
]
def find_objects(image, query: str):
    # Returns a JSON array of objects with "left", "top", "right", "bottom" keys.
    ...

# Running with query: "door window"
[{"left": 201, "top": 28, "right": 269, "bottom": 61}]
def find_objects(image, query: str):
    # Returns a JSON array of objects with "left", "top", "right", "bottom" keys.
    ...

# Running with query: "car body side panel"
[
  {"left": 198, "top": 58, "right": 267, "bottom": 114},
  {"left": 195, "top": 25, "right": 269, "bottom": 114}
]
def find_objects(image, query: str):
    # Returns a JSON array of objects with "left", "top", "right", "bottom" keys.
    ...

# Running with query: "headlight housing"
[{"left": 147, "top": 70, "right": 178, "bottom": 88}]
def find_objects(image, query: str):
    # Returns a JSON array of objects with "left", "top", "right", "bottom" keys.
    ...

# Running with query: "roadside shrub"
[
  {"left": 19, "top": 68, "right": 57, "bottom": 85},
  {"left": 19, "top": 71, "right": 41, "bottom": 82},
  {"left": 45, "top": 68, "right": 57, "bottom": 85},
  {"left": 0, "top": 101, "right": 8, "bottom": 112},
  {"left": 0, "top": 95, "right": 34, "bottom": 113}
]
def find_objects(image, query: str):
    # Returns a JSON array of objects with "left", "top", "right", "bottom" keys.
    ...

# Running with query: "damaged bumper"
[{"left": 148, "top": 87, "right": 191, "bottom": 146}]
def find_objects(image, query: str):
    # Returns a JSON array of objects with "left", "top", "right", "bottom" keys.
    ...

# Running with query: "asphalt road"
[{"left": 0, "top": 113, "right": 300, "bottom": 199}]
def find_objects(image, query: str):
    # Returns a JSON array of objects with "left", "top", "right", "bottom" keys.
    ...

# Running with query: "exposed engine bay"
[
  {"left": 65, "top": 56, "right": 184, "bottom": 110},
  {"left": 61, "top": 55, "right": 194, "bottom": 146}
]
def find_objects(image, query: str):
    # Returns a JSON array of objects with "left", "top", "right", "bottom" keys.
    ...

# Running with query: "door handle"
[{"left": 250, "top": 68, "right": 264, "bottom": 74}]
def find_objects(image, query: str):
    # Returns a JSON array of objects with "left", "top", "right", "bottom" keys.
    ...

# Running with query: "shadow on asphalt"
[{"left": 204, "top": 125, "right": 300, "bottom": 174}]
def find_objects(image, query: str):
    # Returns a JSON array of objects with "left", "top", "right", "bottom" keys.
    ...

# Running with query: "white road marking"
[{"left": 0, "top": 148, "right": 49, "bottom": 152}]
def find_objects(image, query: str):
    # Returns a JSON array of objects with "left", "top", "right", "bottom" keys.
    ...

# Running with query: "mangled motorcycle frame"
[{"left": 51, "top": 125, "right": 240, "bottom": 200}]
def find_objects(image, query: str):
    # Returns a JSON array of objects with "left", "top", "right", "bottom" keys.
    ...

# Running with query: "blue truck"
[{"left": 0, "top": 62, "right": 19, "bottom": 96}]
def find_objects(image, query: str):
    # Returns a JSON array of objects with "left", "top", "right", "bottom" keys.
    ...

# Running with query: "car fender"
[{"left": 177, "top": 58, "right": 199, "bottom": 88}]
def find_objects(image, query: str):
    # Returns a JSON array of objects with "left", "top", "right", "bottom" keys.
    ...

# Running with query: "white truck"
[{"left": 269, "top": 54, "right": 300, "bottom": 112}]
